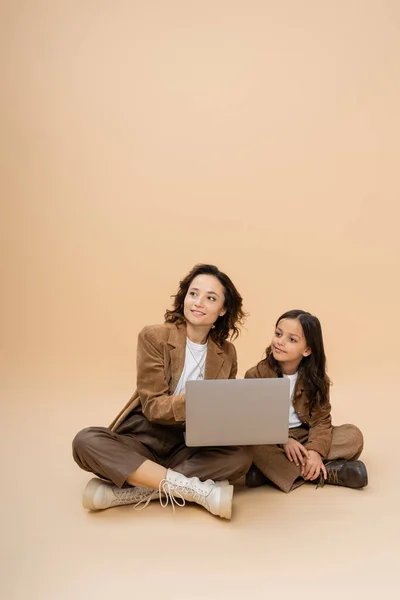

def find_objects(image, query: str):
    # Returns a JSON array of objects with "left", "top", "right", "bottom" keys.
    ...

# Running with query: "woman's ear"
[{"left": 219, "top": 307, "right": 227, "bottom": 317}]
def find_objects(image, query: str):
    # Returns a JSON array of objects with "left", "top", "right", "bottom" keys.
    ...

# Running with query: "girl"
[
  {"left": 73, "top": 264, "right": 252, "bottom": 519},
  {"left": 245, "top": 310, "right": 367, "bottom": 492}
]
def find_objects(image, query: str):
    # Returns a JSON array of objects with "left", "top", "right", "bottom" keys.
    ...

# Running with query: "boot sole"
[
  {"left": 361, "top": 462, "right": 368, "bottom": 487},
  {"left": 82, "top": 478, "right": 104, "bottom": 510},
  {"left": 218, "top": 484, "right": 234, "bottom": 520},
  {"left": 349, "top": 461, "right": 368, "bottom": 488}
]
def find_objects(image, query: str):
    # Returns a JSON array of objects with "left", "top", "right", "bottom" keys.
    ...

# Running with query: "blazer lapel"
[
  {"left": 168, "top": 324, "right": 187, "bottom": 392},
  {"left": 204, "top": 338, "right": 225, "bottom": 380}
]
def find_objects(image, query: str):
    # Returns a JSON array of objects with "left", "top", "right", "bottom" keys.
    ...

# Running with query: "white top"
[
  {"left": 174, "top": 338, "right": 208, "bottom": 395},
  {"left": 284, "top": 372, "right": 302, "bottom": 429}
]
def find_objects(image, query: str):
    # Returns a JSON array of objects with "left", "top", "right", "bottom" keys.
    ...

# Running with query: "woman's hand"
[
  {"left": 283, "top": 438, "right": 310, "bottom": 473},
  {"left": 302, "top": 450, "right": 327, "bottom": 481}
]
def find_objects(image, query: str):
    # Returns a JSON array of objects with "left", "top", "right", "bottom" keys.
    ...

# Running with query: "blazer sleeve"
[
  {"left": 304, "top": 391, "right": 333, "bottom": 458},
  {"left": 136, "top": 327, "right": 186, "bottom": 424}
]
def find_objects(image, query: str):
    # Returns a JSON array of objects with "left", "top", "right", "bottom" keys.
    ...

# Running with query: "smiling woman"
[
  {"left": 164, "top": 264, "right": 245, "bottom": 346},
  {"left": 72, "top": 264, "right": 252, "bottom": 520}
]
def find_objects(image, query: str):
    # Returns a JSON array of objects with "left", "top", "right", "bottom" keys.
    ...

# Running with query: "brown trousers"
[
  {"left": 73, "top": 413, "right": 253, "bottom": 487},
  {"left": 252, "top": 424, "right": 364, "bottom": 493}
]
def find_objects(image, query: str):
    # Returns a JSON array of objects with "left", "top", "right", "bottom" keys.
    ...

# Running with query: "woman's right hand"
[{"left": 283, "top": 438, "right": 310, "bottom": 473}]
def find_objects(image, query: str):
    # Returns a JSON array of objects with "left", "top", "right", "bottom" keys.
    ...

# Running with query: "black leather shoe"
[
  {"left": 318, "top": 460, "right": 368, "bottom": 489},
  {"left": 245, "top": 464, "right": 269, "bottom": 488}
]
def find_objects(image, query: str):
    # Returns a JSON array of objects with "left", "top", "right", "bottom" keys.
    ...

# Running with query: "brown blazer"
[
  {"left": 109, "top": 322, "right": 238, "bottom": 431},
  {"left": 244, "top": 360, "right": 333, "bottom": 458}
]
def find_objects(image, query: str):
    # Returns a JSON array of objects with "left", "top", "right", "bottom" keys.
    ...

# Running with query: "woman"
[{"left": 73, "top": 264, "right": 252, "bottom": 519}]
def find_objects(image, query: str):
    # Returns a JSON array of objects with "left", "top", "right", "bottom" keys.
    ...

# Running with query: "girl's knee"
[
  {"left": 334, "top": 424, "right": 364, "bottom": 459},
  {"left": 349, "top": 425, "right": 364, "bottom": 455},
  {"left": 343, "top": 424, "right": 363, "bottom": 448}
]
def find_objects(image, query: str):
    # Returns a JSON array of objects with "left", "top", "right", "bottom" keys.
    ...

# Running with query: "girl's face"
[
  {"left": 184, "top": 274, "right": 227, "bottom": 329},
  {"left": 271, "top": 318, "right": 311, "bottom": 368}
]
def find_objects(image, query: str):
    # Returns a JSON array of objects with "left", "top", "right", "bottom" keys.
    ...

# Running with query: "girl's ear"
[{"left": 303, "top": 347, "right": 312, "bottom": 357}]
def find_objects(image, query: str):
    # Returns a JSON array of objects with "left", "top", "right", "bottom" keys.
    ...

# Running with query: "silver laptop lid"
[{"left": 185, "top": 378, "right": 290, "bottom": 447}]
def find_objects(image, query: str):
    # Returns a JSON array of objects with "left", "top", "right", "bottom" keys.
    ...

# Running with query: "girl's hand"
[
  {"left": 283, "top": 438, "right": 310, "bottom": 472},
  {"left": 302, "top": 450, "right": 328, "bottom": 481}
]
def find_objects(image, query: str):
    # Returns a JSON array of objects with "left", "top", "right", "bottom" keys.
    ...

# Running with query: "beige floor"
[{"left": 2, "top": 375, "right": 398, "bottom": 600}]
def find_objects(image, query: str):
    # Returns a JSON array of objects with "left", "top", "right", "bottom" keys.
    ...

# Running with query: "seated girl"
[{"left": 245, "top": 309, "right": 368, "bottom": 492}]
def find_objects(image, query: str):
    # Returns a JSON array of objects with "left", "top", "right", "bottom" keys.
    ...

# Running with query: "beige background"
[{"left": 1, "top": 1, "right": 399, "bottom": 599}]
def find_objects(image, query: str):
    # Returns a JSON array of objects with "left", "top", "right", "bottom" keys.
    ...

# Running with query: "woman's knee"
[
  {"left": 226, "top": 446, "right": 253, "bottom": 477},
  {"left": 72, "top": 427, "right": 103, "bottom": 461}
]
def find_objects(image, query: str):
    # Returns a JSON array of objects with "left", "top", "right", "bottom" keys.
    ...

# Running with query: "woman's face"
[{"left": 184, "top": 274, "right": 227, "bottom": 329}]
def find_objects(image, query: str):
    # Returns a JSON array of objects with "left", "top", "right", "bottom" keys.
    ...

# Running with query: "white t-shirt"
[
  {"left": 174, "top": 338, "right": 208, "bottom": 395},
  {"left": 284, "top": 372, "right": 302, "bottom": 429}
]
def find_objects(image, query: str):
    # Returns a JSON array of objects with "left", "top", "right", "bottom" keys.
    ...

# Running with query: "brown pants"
[
  {"left": 73, "top": 413, "right": 253, "bottom": 487},
  {"left": 252, "top": 424, "right": 364, "bottom": 493}
]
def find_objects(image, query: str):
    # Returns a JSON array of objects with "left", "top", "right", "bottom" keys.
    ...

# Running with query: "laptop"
[{"left": 185, "top": 378, "right": 290, "bottom": 447}]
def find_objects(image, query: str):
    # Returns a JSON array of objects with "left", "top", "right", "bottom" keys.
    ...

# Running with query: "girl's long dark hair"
[
  {"left": 266, "top": 309, "right": 331, "bottom": 408},
  {"left": 164, "top": 264, "right": 246, "bottom": 346}
]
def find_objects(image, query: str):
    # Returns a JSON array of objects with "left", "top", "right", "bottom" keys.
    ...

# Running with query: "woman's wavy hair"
[
  {"left": 266, "top": 309, "right": 331, "bottom": 408},
  {"left": 164, "top": 264, "right": 246, "bottom": 346}
]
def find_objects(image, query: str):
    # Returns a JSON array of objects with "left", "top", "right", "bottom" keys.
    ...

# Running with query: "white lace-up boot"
[
  {"left": 83, "top": 478, "right": 158, "bottom": 510},
  {"left": 162, "top": 469, "right": 234, "bottom": 519}
]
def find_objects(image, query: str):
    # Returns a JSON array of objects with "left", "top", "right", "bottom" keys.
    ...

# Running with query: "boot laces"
[
  {"left": 113, "top": 487, "right": 153, "bottom": 505},
  {"left": 315, "top": 462, "right": 341, "bottom": 489},
  {"left": 133, "top": 488, "right": 162, "bottom": 511},
  {"left": 161, "top": 479, "right": 212, "bottom": 509},
  {"left": 133, "top": 480, "right": 187, "bottom": 512},
  {"left": 158, "top": 480, "right": 186, "bottom": 511},
  {"left": 133, "top": 479, "right": 213, "bottom": 512}
]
